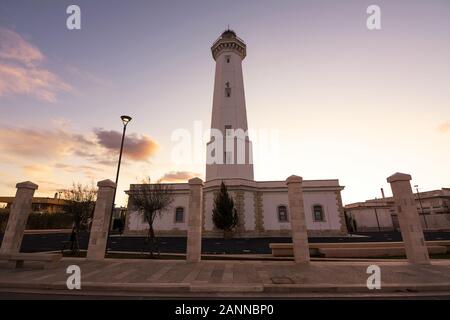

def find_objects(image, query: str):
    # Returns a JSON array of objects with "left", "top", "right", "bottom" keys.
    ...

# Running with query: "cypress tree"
[{"left": 212, "top": 181, "right": 238, "bottom": 236}]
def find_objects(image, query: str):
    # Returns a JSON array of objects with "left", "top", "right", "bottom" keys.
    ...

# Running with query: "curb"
[{"left": 1, "top": 281, "right": 450, "bottom": 296}]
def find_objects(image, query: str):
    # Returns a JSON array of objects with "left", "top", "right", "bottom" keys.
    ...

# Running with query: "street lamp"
[
  {"left": 414, "top": 184, "right": 428, "bottom": 230},
  {"left": 105, "top": 115, "right": 132, "bottom": 254},
  {"left": 115, "top": 115, "right": 132, "bottom": 187}
]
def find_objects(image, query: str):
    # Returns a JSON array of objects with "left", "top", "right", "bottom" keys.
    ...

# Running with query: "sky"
[{"left": 0, "top": 0, "right": 449, "bottom": 206}]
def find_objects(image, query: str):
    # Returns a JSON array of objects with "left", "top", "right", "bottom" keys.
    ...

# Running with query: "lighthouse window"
[
  {"left": 225, "top": 125, "right": 232, "bottom": 136},
  {"left": 225, "top": 55, "right": 231, "bottom": 63},
  {"left": 225, "top": 82, "right": 231, "bottom": 97}
]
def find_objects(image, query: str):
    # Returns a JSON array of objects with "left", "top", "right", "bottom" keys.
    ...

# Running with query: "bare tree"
[
  {"left": 63, "top": 183, "right": 97, "bottom": 254},
  {"left": 131, "top": 177, "right": 174, "bottom": 257}
]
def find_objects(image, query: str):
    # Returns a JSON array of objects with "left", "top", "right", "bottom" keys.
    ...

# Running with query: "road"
[
  {"left": 0, "top": 291, "right": 449, "bottom": 300},
  {"left": 1, "top": 231, "right": 449, "bottom": 254}
]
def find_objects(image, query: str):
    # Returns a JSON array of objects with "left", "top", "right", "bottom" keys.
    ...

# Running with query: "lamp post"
[
  {"left": 374, "top": 206, "right": 381, "bottom": 231},
  {"left": 105, "top": 115, "right": 132, "bottom": 255},
  {"left": 414, "top": 184, "right": 428, "bottom": 230}
]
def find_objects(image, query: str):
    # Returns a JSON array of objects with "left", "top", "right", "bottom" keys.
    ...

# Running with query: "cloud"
[
  {"left": 54, "top": 163, "right": 100, "bottom": 173},
  {"left": 22, "top": 164, "right": 53, "bottom": 177},
  {"left": 0, "top": 126, "right": 95, "bottom": 160},
  {"left": 66, "top": 65, "right": 111, "bottom": 88},
  {"left": 437, "top": 122, "right": 450, "bottom": 134},
  {"left": 0, "top": 123, "right": 160, "bottom": 196},
  {"left": 0, "top": 27, "right": 71, "bottom": 102},
  {"left": 0, "top": 125, "right": 159, "bottom": 167},
  {"left": 94, "top": 128, "right": 159, "bottom": 161},
  {"left": 0, "top": 27, "right": 43, "bottom": 64},
  {"left": 159, "top": 171, "right": 201, "bottom": 183}
]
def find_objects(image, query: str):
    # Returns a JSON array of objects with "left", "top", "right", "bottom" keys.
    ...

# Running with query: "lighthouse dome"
[{"left": 221, "top": 29, "right": 237, "bottom": 38}]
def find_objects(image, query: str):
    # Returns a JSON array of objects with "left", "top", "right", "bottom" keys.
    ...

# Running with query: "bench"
[
  {"left": 269, "top": 242, "right": 450, "bottom": 257},
  {"left": 318, "top": 246, "right": 447, "bottom": 258},
  {"left": 0, "top": 253, "right": 62, "bottom": 269}
]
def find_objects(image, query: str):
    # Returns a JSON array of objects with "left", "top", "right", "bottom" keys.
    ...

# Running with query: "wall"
[
  {"left": 126, "top": 194, "right": 190, "bottom": 235},
  {"left": 348, "top": 207, "right": 394, "bottom": 231},
  {"left": 125, "top": 181, "right": 346, "bottom": 237}
]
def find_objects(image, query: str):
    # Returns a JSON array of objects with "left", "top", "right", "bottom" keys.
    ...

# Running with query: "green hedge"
[{"left": 0, "top": 211, "right": 73, "bottom": 232}]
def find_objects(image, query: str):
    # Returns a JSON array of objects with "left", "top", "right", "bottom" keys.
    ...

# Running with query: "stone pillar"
[
  {"left": 87, "top": 179, "right": 116, "bottom": 260},
  {"left": 186, "top": 177, "right": 203, "bottom": 262},
  {"left": 0, "top": 181, "right": 38, "bottom": 256},
  {"left": 286, "top": 175, "right": 310, "bottom": 263},
  {"left": 387, "top": 173, "right": 430, "bottom": 265}
]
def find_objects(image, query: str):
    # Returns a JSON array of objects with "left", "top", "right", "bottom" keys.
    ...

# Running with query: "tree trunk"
[
  {"left": 70, "top": 226, "right": 79, "bottom": 255},
  {"left": 147, "top": 223, "right": 160, "bottom": 258}
]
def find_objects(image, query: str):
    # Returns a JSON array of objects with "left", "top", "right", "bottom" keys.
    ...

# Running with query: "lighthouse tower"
[{"left": 205, "top": 30, "right": 254, "bottom": 181}]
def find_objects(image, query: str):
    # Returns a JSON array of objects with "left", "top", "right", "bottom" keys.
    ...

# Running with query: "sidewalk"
[{"left": 1, "top": 258, "right": 450, "bottom": 298}]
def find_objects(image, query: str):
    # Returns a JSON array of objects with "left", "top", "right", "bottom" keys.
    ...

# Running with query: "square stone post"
[
  {"left": 186, "top": 177, "right": 203, "bottom": 262},
  {"left": 87, "top": 179, "right": 116, "bottom": 260},
  {"left": 387, "top": 173, "right": 430, "bottom": 265},
  {"left": 0, "top": 181, "right": 38, "bottom": 256},
  {"left": 286, "top": 175, "right": 310, "bottom": 263}
]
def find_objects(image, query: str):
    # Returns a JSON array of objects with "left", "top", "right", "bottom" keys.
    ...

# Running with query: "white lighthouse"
[
  {"left": 205, "top": 30, "right": 254, "bottom": 181},
  {"left": 126, "top": 31, "right": 347, "bottom": 238}
]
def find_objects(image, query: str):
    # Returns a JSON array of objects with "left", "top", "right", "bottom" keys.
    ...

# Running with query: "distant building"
[
  {"left": 0, "top": 196, "right": 68, "bottom": 214},
  {"left": 344, "top": 188, "right": 450, "bottom": 231}
]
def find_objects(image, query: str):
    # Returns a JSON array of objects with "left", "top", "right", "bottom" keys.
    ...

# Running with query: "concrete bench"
[
  {"left": 269, "top": 242, "right": 450, "bottom": 257},
  {"left": 310, "top": 241, "right": 450, "bottom": 249},
  {"left": 0, "top": 253, "right": 62, "bottom": 269},
  {"left": 318, "top": 246, "right": 447, "bottom": 258}
]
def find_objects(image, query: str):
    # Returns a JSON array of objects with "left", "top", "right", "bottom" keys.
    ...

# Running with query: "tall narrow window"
[
  {"left": 313, "top": 205, "right": 324, "bottom": 222},
  {"left": 225, "top": 55, "right": 231, "bottom": 63},
  {"left": 225, "top": 82, "right": 231, "bottom": 97},
  {"left": 225, "top": 125, "right": 232, "bottom": 136},
  {"left": 175, "top": 207, "right": 184, "bottom": 223},
  {"left": 278, "top": 205, "right": 288, "bottom": 222}
]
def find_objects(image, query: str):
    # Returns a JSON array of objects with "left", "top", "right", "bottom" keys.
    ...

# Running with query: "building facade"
[
  {"left": 344, "top": 188, "right": 450, "bottom": 231},
  {"left": 125, "top": 31, "right": 347, "bottom": 238},
  {"left": 0, "top": 196, "right": 68, "bottom": 214}
]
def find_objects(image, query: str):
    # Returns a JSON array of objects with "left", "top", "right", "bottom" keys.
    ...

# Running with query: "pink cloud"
[
  {"left": 0, "top": 27, "right": 71, "bottom": 102},
  {"left": 0, "top": 126, "right": 94, "bottom": 160},
  {"left": 0, "top": 27, "right": 43, "bottom": 65},
  {"left": 94, "top": 128, "right": 159, "bottom": 161},
  {"left": 159, "top": 171, "right": 201, "bottom": 183},
  {"left": 0, "top": 125, "right": 159, "bottom": 165}
]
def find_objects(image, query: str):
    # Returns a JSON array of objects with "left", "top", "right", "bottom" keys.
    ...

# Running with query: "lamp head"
[{"left": 120, "top": 115, "right": 132, "bottom": 126}]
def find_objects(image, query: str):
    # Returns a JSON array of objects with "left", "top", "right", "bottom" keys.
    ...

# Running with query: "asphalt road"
[{"left": 1, "top": 231, "right": 449, "bottom": 254}]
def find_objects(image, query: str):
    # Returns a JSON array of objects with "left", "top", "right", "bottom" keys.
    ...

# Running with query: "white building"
[
  {"left": 125, "top": 30, "right": 347, "bottom": 238},
  {"left": 345, "top": 188, "right": 450, "bottom": 232}
]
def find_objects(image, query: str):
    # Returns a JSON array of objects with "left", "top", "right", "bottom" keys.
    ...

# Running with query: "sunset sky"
[{"left": 0, "top": 0, "right": 449, "bottom": 206}]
